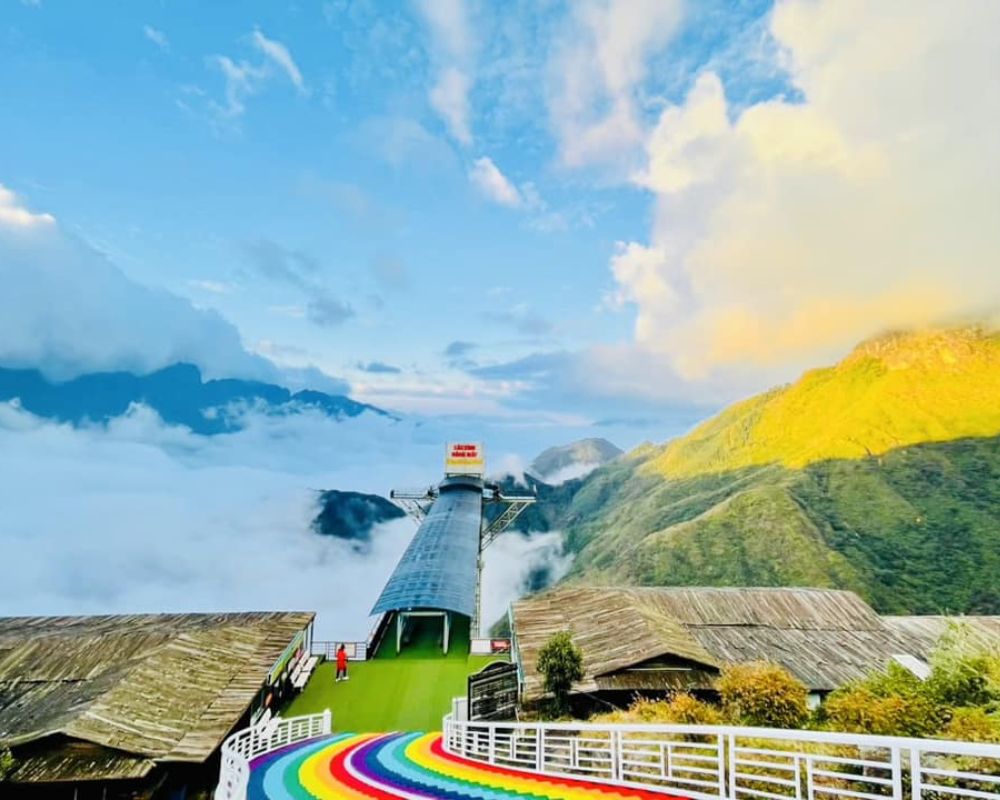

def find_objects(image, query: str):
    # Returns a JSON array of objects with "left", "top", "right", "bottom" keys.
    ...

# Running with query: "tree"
[{"left": 537, "top": 631, "right": 584, "bottom": 715}]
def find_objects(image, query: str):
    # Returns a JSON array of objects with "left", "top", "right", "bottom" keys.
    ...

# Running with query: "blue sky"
[
  {"left": 0, "top": 0, "right": 996, "bottom": 624},
  {"left": 1, "top": 0, "right": 996, "bottom": 446}
]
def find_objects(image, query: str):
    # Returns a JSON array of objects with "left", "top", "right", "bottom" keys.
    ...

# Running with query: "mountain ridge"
[
  {"left": 0, "top": 362, "right": 389, "bottom": 434},
  {"left": 552, "top": 325, "right": 1000, "bottom": 615},
  {"left": 646, "top": 325, "right": 1000, "bottom": 478}
]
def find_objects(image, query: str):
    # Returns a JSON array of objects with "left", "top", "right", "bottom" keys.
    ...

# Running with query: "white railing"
[
  {"left": 311, "top": 613, "right": 390, "bottom": 663},
  {"left": 311, "top": 640, "right": 368, "bottom": 661},
  {"left": 443, "top": 713, "right": 1000, "bottom": 800},
  {"left": 214, "top": 710, "right": 331, "bottom": 800}
]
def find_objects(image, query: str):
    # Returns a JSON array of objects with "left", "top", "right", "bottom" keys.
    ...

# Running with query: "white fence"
[
  {"left": 443, "top": 714, "right": 1000, "bottom": 800},
  {"left": 214, "top": 710, "right": 331, "bottom": 800}
]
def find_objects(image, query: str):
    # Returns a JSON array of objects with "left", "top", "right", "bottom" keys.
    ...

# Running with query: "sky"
[
  {"left": 0, "top": 0, "right": 998, "bottom": 624},
  {"left": 5, "top": 0, "right": 995, "bottom": 441}
]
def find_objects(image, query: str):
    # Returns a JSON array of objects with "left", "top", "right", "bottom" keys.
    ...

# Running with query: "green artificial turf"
[{"left": 283, "top": 616, "right": 505, "bottom": 733}]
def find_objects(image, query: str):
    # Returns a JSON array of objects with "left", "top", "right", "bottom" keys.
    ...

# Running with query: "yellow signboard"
[{"left": 445, "top": 442, "right": 485, "bottom": 475}]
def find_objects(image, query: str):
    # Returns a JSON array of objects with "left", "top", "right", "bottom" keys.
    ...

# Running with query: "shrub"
[
  {"left": 821, "top": 663, "right": 946, "bottom": 737},
  {"left": 592, "top": 693, "right": 723, "bottom": 725},
  {"left": 925, "top": 624, "right": 999, "bottom": 709},
  {"left": 822, "top": 685, "right": 943, "bottom": 737},
  {"left": 941, "top": 707, "right": 1000, "bottom": 743},
  {"left": 716, "top": 662, "right": 809, "bottom": 728},
  {"left": 536, "top": 631, "right": 584, "bottom": 715}
]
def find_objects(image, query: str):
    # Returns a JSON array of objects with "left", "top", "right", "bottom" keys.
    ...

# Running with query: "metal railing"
[
  {"left": 214, "top": 710, "right": 331, "bottom": 800},
  {"left": 443, "top": 713, "right": 1000, "bottom": 800},
  {"left": 311, "top": 613, "right": 390, "bottom": 663},
  {"left": 311, "top": 639, "right": 368, "bottom": 661}
]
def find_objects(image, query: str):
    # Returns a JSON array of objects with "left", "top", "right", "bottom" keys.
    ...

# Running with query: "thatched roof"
[
  {"left": 0, "top": 611, "right": 313, "bottom": 783},
  {"left": 883, "top": 616, "right": 1000, "bottom": 656},
  {"left": 511, "top": 587, "right": 927, "bottom": 700}
]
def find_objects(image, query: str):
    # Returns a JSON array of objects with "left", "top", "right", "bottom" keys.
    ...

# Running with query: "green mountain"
[{"left": 556, "top": 326, "right": 1000, "bottom": 615}]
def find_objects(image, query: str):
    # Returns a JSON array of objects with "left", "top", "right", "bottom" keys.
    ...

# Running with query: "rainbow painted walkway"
[{"left": 248, "top": 732, "right": 681, "bottom": 799}]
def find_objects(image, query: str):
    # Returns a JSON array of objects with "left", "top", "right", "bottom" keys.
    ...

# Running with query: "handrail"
[
  {"left": 214, "top": 710, "right": 331, "bottom": 800},
  {"left": 215, "top": 707, "right": 1000, "bottom": 800},
  {"left": 311, "top": 639, "right": 368, "bottom": 661},
  {"left": 443, "top": 708, "right": 1000, "bottom": 800},
  {"left": 310, "top": 614, "right": 390, "bottom": 663}
]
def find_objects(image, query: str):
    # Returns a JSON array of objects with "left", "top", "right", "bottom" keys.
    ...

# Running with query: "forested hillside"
[{"left": 555, "top": 327, "right": 1000, "bottom": 614}]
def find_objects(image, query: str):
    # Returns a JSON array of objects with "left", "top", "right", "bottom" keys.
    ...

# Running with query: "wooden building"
[
  {"left": 884, "top": 615, "right": 1000, "bottom": 656},
  {"left": 0, "top": 611, "right": 314, "bottom": 799},
  {"left": 510, "top": 587, "right": 950, "bottom": 706}
]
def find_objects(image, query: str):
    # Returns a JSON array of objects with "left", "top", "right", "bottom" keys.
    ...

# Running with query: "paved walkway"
[{"left": 248, "top": 732, "right": 681, "bottom": 799}]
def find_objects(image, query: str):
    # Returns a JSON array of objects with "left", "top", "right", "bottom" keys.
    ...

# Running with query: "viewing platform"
[{"left": 287, "top": 616, "right": 506, "bottom": 733}]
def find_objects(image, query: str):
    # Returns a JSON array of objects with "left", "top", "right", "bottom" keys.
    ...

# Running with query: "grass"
[{"left": 283, "top": 616, "right": 504, "bottom": 732}]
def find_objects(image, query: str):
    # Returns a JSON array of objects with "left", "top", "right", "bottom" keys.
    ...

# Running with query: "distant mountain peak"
[
  {"left": 646, "top": 324, "right": 1000, "bottom": 478},
  {"left": 845, "top": 325, "right": 997, "bottom": 371},
  {"left": 528, "top": 437, "right": 623, "bottom": 484}
]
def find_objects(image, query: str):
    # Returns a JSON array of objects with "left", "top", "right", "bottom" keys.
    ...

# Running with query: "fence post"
[
  {"left": 610, "top": 730, "right": 620, "bottom": 783},
  {"left": 728, "top": 732, "right": 738, "bottom": 800},
  {"left": 889, "top": 745, "right": 902, "bottom": 800},
  {"left": 718, "top": 733, "right": 728, "bottom": 800},
  {"left": 489, "top": 727, "right": 496, "bottom": 765},
  {"left": 537, "top": 726, "right": 545, "bottom": 772},
  {"left": 909, "top": 747, "right": 921, "bottom": 800},
  {"left": 321, "top": 708, "right": 332, "bottom": 734}
]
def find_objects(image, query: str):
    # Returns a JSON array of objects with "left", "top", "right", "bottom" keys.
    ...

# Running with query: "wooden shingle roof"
[
  {"left": 883, "top": 615, "right": 1000, "bottom": 656},
  {"left": 0, "top": 611, "right": 313, "bottom": 782},
  {"left": 511, "top": 586, "right": 926, "bottom": 700}
]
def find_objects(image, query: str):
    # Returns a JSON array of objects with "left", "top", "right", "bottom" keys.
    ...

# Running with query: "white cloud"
[
  {"left": 611, "top": 0, "right": 1000, "bottom": 380},
  {"left": 251, "top": 28, "right": 307, "bottom": 94},
  {"left": 0, "top": 185, "right": 55, "bottom": 229},
  {"left": 0, "top": 402, "right": 569, "bottom": 638},
  {"left": 481, "top": 531, "right": 571, "bottom": 629},
  {"left": 606, "top": 241, "right": 674, "bottom": 316},
  {"left": 429, "top": 67, "right": 473, "bottom": 145},
  {"left": 415, "top": 0, "right": 472, "bottom": 62},
  {"left": 469, "top": 156, "right": 522, "bottom": 207},
  {"left": 548, "top": 0, "right": 683, "bottom": 169},
  {"left": 143, "top": 25, "right": 169, "bottom": 52},
  {"left": 187, "top": 279, "right": 234, "bottom": 294},
  {"left": 0, "top": 184, "right": 274, "bottom": 382},
  {"left": 415, "top": 0, "right": 475, "bottom": 145},
  {"left": 206, "top": 29, "right": 307, "bottom": 124},
  {"left": 209, "top": 55, "right": 267, "bottom": 119}
]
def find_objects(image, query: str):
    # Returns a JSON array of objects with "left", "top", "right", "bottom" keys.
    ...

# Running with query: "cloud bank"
[
  {"left": 0, "top": 185, "right": 277, "bottom": 383},
  {"left": 0, "top": 402, "right": 568, "bottom": 638},
  {"left": 612, "top": 0, "right": 1000, "bottom": 380}
]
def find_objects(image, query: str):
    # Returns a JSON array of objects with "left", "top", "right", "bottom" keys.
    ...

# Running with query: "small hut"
[
  {"left": 510, "top": 586, "right": 933, "bottom": 708},
  {"left": 0, "top": 610, "right": 314, "bottom": 799}
]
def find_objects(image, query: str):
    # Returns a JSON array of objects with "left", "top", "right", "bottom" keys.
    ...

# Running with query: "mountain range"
[
  {"left": 0, "top": 362, "right": 387, "bottom": 434},
  {"left": 548, "top": 326, "right": 1000, "bottom": 615}
]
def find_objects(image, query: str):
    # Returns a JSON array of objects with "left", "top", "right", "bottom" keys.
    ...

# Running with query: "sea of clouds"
[{"left": 0, "top": 400, "right": 570, "bottom": 639}]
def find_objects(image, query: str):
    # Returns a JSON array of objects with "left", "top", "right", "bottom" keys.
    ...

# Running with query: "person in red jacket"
[{"left": 335, "top": 644, "right": 349, "bottom": 682}]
